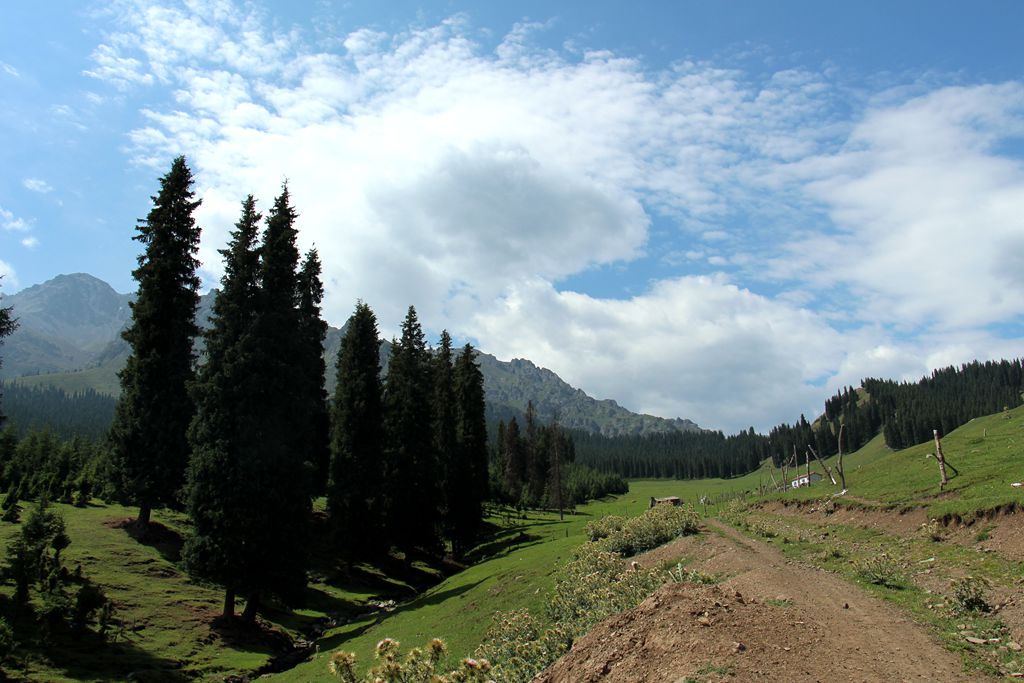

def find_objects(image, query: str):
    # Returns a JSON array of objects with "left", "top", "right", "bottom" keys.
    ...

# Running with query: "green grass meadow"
[{"left": 2, "top": 406, "right": 1021, "bottom": 680}]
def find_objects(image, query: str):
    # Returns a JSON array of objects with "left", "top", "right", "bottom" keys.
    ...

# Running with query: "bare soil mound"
[{"left": 537, "top": 520, "right": 975, "bottom": 682}]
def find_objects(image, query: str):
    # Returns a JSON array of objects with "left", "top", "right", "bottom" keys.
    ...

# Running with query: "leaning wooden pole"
[
  {"left": 933, "top": 429, "right": 949, "bottom": 490},
  {"left": 836, "top": 423, "right": 847, "bottom": 490},
  {"left": 807, "top": 444, "right": 837, "bottom": 485}
]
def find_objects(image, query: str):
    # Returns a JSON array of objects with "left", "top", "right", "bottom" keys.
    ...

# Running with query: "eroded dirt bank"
[{"left": 537, "top": 520, "right": 977, "bottom": 682}]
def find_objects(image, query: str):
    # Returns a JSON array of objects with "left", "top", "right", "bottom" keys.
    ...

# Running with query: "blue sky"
[{"left": 1, "top": 1, "right": 1022, "bottom": 432}]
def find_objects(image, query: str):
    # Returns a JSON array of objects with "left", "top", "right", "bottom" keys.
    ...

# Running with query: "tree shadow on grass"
[
  {"left": 106, "top": 518, "right": 184, "bottom": 563},
  {"left": 3, "top": 612, "right": 191, "bottom": 683},
  {"left": 464, "top": 530, "right": 541, "bottom": 564},
  {"left": 313, "top": 578, "right": 486, "bottom": 654}
]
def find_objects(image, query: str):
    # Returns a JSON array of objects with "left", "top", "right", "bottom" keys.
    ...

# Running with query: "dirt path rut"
[{"left": 537, "top": 519, "right": 978, "bottom": 682}]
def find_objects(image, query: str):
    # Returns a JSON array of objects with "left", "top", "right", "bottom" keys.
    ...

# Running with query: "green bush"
[
  {"left": 584, "top": 515, "right": 624, "bottom": 542},
  {"left": 951, "top": 576, "right": 990, "bottom": 614},
  {"left": 666, "top": 563, "right": 718, "bottom": 585},
  {"left": 855, "top": 555, "right": 907, "bottom": 589},
  {"left": 478, "top": 543, "right": 664, "bottom": 683},
  {"left": 596, "top": 504, "right": 699, "bottom": 556}
]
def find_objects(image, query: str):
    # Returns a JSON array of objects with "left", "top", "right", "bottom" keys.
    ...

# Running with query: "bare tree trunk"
[
  {"left": 241, "top": 592, "right": 260, "bottom": 625},
  {"left": 768, "top": 468, "right": 780, "bottom": 492},
  {"left": 807, "top": 444, "right": 837, "bottom": 485},
  {"left": 137, "top": 503, "right": 151, "bottom": 527},
  {"left": 805, "top": 447, "right": 810, "bottom": 486},
  {"left": 223, "top": 587, "right": 235, "bottom": 620},
  {"left": 836, "top": 424, "right": 847, "bottom": 490},
  {"left": 933, "top": 429, "right": 958, "bottom": 488}
]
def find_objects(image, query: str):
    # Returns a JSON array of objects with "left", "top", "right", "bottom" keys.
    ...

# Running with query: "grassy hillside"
[
  {"left": 776, "top": 404, "right": 1024, "bottom": 518},
  {"left": 0, "top": 479, "right": 749, "bottom": 681}
]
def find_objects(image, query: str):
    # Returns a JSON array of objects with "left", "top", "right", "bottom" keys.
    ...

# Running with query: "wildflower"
[
  {"left": 376, "top": 637, "right": 400, "bottom": 658},
  {"left": 327, "top": 650, "right": 358, "bottom": 680}
]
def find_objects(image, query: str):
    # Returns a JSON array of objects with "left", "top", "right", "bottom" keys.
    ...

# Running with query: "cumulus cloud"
[
  {"left": 84, "top": 1, "right": 1024, "bottom": 431},
  {"left": 474, "top": 276, "right": 845, "bottom": 430},
  {"left": 0, "top": 206, "right": 30, "bottom": 233},
  {"left": 23, "top": 178, "right": 53, "bottom": 194},
  {"left": 778, "top": 83, "right": 1024, "bottom": 330}
]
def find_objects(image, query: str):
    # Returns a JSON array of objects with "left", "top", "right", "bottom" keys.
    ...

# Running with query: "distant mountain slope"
[
  {"left": 1, "top": 273, "right": 132, "bottom": 377},
  {"left": 476, "top": 354, "right": 700, "bottom": 435},
  {"left": 1, "top": 274, "right": 700, "bottom": 436}
]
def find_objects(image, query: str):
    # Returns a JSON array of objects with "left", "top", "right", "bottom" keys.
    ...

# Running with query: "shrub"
[
  {"left": 479, "top": 543, "right": 665, "bottom": 683},
  {"left": 584, "top": 515, "right": 624, "bottom": 542},
  {"left": 919, "top": 519, "right": 945, "bottom": 542},
  {"left": 596, "top": 504, "right": 699, "bottom": 556},
  {"left": 855, "top": 555, "right": 907, "bottom": 589},
  {"left": 950, "top": 576, "right": 990, "bottom": 614},
  {"left": 545, "top": 544, "right": 662, "bottom": 632},
  {"left": 327, "top": 637, "right": 495, "bottom": 682},
  {"left": 475, "top": 611, "right": 569, "bottom": 683},
  {"left": 666, "top": 563, "right": 718, "bottom": 585}
]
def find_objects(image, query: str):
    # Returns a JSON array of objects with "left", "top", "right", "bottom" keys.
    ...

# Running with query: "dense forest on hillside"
[
  {"left": 573, "top": 427, "right": 767, "bottom": 479},
  {"left": 574, "top": 359, "right": 1024, "bottom": 479},
  {"left": 0, "top": 383, "right": 115, "bottom": 440}
]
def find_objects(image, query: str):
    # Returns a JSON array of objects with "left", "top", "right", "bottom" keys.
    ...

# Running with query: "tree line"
[
  {"left": 0, "top": 384, "right": 115, "bottom": 441},
  {"left": 572, "top": 359, "right": 1024, "bottom": 481}
]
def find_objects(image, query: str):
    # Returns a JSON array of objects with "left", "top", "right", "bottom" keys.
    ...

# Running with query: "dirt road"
[{"left": 537, "top": 519, "right": 978, "bottom": 682}]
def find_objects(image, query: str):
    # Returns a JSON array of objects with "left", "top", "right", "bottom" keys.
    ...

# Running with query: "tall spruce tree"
[
  {"left": 0, "top": 279, "right": 17, "bottom": 428},
  {"left": 502, "top": 416, "right": 525, "bottom": 502},
  {"left": 296, "top": 249, "right": 329, "bottom": 493},
  {"left": 432, "top": 331, "right": 457, "bottom": 544},
  {"left": 241, "top": 185, "right": 309, "bottom": 621},
  {"left": 328, "top": 302, "right": 385, "bottom": 551},
  {"left": 109, "top": 156, "right": 201, "bottom": 526},
  {"left": 183, "top": 196, "right": 262, "bottom": 619},
  {"left": 383, "top": 306, "right": 438, "bottom": 550},
  {"left": 449, "top": 343, "right": 488, "bottom": 555}
]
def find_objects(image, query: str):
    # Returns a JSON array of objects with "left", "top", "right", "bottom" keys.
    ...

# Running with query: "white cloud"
[
  {"left": 776, "top": 83, "right": 1024, "bottom": 330},
  {"left": 0, "top": 260, "right": 17, "bottom": 288},
  {"left": 23, "top": 178, "right": 53, "bottom": 194},
  {"left": 84, "top": 43, "right": 155, "bottom": 90},
  {"left": 473, "top": 276, "right": 844, "bottom": 432},
  {"left": 0, "top": 206, "right": 30, "bottom": 232},
  {"left": 0, "top": 62, "right": 19, "bottom": 78},
  {"left": 20, "top": 237, "right": 39, "bottom": 249},
  {"left": 87, "top": 2, "right": 1024, "bottom": 431}
]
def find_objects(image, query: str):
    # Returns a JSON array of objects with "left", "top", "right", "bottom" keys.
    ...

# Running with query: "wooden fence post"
[{"left": 933, "top": 429, "right": 949, "bottom": 490}]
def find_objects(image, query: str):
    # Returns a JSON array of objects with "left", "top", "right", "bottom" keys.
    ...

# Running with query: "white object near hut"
[{"left": 790, "top": 472, "right": 823, "bottom": 489}]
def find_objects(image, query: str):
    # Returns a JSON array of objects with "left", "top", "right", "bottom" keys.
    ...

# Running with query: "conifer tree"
[
  {"left": 328, "top": 302, "right": 385, "bottom": 551},
  {"left": 524, "top": 401, "right": 547, "bottom": 505},
  {"left": 383, "top": 306, "right": 437, "bottom": 550},
  {"left": 432, "top": 331, "right": 457, "bottom": 542},
  {"left": 296, "top": 249, "right": 329, "bottom": 492},
  {"left": 449, "top": 343, "right": 488, "bottom": 555},
  {"left": 109, "top": 156, "right": 201, "bottom": 527},
  {"left": 183, "top": 196, "right": 262, "bottom": 619},
  {"left": 0, "top": 279, "right": 16, "bottom": 428},
  {"left": 502, "top": 416, "right": 525, "bottom": 502},
  {"left": 240, "top": 186, "right": 309, "bottom": 621}
]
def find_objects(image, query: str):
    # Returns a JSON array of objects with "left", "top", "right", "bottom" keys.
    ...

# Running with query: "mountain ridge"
[{"left": 1, "top": 273, "right": 700, "bottom": 437}]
